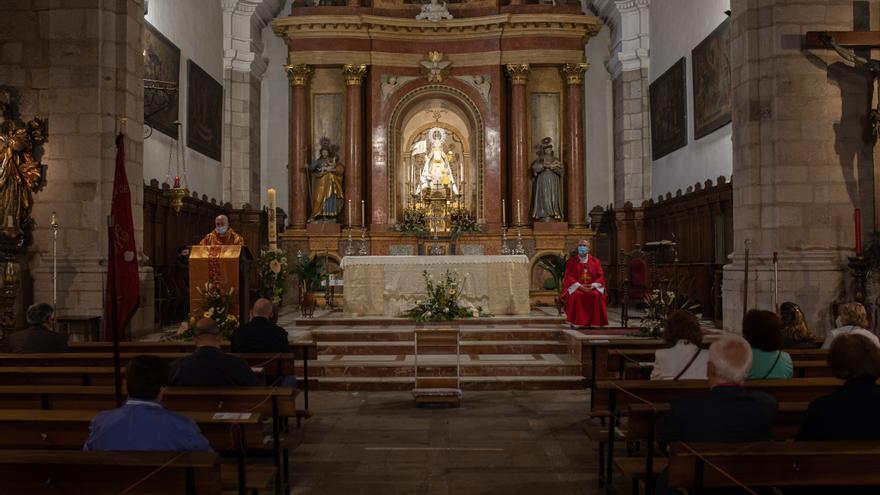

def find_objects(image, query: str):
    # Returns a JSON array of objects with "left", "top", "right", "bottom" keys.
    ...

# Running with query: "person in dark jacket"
[
  {"left": 169, "top": 318, "right": 260, "bottom": 387},
  {"left": 231, "top": 298, "right": 289, "bottom": 353},
  {"left": 8, "top": 303, "right": 68, "bottom": 353},
  {"left": 658, "top": 333, "right": 778, "bottom": 443},
  {"left": 798, "top": 333, "right": 880, "bottom": 441}
]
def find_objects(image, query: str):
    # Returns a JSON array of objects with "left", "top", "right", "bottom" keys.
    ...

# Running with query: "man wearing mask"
[
  {"left": 560, "top": 239, "right": 608, "bottom": 328},
  {"left": 198, "top": 214, "right": 245, "bottom": 246}
]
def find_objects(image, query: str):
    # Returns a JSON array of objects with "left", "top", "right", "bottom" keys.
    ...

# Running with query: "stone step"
[
  {"left": 310, "top": 327, "right": 565, "bottom": 342},
  {"left": 296, "top": 355, "right": 582, "bottom": 378},
  {"left": 315, "top": 340, "right": 569, "bottom": 355},
  {"left": 314, "top": 375, "right": 585, "bottom": 391},
  {"left": 295, "top": 316, "right": 566, "bottom": 327}
]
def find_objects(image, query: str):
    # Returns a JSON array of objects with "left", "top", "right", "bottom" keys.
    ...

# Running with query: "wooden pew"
[
  {"left": 667, "top": 442, "right": 880, "bottom": 491},
  {"left": 0, "top": 409, "right": 268, "bottom": 494},
  {"left": 0, "top": 385, "right": 297, "bottom": 495},
  {"left": 0, "top": 449, "right": 222, "bottom": 494},
  {"left": 579, "top": 338, "right": 666, "bottom": 410},
  {"left": 620, "top": 359, "right": 834, "bottom": 380},
  {"left": 593, "top": 378, "right": 848, "bottom": 490}
]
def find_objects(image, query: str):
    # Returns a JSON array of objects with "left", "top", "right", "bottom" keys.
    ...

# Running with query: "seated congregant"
[
  {"left": 797, "top": 333, "right": 880, "bottom": 441},
  {"left": 742, "top": 309, "right": 793, "bottom": 380},
  {"left": 651, "top": 310, "right": 708, "bottom": 380},
  {"left": 822, "top": 302, "right": 879, "bottom": 349},
  {"left": 198, "top": 214, "right": 245, "bottom": 246},
  {"left": 658, "top": 334, "right": 778, "bottom": 443},
  {"left": 231, "top": 298, "right": 290, "bottom": 353},
  {"left": 8, "top": 303, "right": 68, "bottom": 353},
  {"left": 560, "top": 239, "right": 608, "bottom": 328},
  {"left": 780, "top": 301, "right": 818, "bottom": 348},
  {"left": 169, "top": 318, "right": 260, "bottom": 387},
  {"left": 84, "top": 355, "right": 211, "bottom": 452}
]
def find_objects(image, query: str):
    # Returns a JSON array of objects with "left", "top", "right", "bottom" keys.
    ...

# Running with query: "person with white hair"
[
  {"left": 658, "top": 333, "right": 778, "bottom": 443},
  {"left": 198, "top": 214, "right": 245, "bottom": 246}
]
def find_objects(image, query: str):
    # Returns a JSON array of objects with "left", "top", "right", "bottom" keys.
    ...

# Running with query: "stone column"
[
  {"left": 722, "top": 0, "right": 867, "bottom": 334},
  {"left": 285, "top": 63, "right": 312, "bottom": 229},
  {"left": 343, "top": 64, "right": 367, "bottom": 228},
  {"left": 506, "top": 64, "right": 530, "bottom": 226},
  {"left": 561, "top": 63, "right": 588, "bottom": 227}
]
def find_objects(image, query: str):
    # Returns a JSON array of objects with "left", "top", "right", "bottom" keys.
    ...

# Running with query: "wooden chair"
[{"left": 618, "top": 247, "right": 653, "bottom": 328}]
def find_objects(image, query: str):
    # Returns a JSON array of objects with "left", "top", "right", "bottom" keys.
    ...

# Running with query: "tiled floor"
[{"left": 288, "top": 390, "right": 601, "bottom": 495}]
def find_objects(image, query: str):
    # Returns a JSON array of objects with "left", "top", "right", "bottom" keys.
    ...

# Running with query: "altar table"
[{"left": 339, "top": 255, "right": 530, "bottom": 317}]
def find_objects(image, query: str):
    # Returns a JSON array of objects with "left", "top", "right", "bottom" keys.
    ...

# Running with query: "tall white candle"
[
  {"left": 361, "top": 200, "right": 365, "bottom": 227},
  {"left": 267, "top": 188, "right": 277, "bottom": 249},
  {"left": 347, "top": 199, "right": 352, "bottom": 226},
  {"left": 502, "top": 199, "right": 506, "bottom": 227},
  {"left": 517, "top": 200, "right": 521, "bottom": 225}
]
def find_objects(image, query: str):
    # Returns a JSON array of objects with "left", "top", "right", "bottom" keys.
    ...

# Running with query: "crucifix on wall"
[{"left": 806, "top": 24, "right": 880, "bottom": 232}]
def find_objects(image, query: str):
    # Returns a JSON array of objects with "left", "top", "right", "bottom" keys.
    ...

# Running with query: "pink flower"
[{"left": 270, "top": 259, "right": 282, "bottom": 274}]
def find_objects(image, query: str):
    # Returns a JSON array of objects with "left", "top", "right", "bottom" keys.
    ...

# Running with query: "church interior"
[{"left": 0, "top": 0, "right": 879, "bottom": 493}]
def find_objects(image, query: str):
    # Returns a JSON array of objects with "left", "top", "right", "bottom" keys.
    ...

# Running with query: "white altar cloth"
[{"left": 339, "top": 255, "right": 530, "bottom": 317}]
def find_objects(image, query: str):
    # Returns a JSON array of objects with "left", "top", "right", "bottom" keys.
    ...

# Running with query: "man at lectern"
[
  {"left": 198, "top": 214, "right": 245, "bottom": 246},
  {"left": 560, "top": 239, "right": 608, "bottom": 328}
]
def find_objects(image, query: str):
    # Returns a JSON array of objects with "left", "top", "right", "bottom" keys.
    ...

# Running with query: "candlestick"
[
  {"left": 855, "top": 208, "right": 862, "bottom": 256},
  {"left": 173, "top": 175, "right": 180, "bottom": 188},
  {"left": 361, "top": 200, "right": 365, "bottom": 228},
  {"left": 517, "top": 200, "right": 521, "bottom": 226},
  {"left": 502, "top": 199, "right": 506, "bottom": 227},
  {"left": 348, "top": 199, "right": 352, "bottom": 227}
]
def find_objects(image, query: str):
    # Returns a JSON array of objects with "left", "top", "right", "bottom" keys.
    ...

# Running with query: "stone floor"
[{"left": 287, "top": 390, "right": 601, "bottom": 495}]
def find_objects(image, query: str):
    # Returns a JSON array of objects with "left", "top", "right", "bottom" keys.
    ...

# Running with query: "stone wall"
[
  {"left": 223, "top": 68, "right": 261, "bottom": 207},
  {"left": 0, "top": 0, "right": 152, "bottom": 335},
  {"left": 722, "top": 0, "right": 875, "bottom": 334},
  {"left": 612, "top": 67, "right": 652, "bottom": 205}
]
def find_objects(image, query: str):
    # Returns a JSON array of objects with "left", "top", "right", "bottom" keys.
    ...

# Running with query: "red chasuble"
[{"left": 560, "top": 255, "right": 608, "bottom": 327}]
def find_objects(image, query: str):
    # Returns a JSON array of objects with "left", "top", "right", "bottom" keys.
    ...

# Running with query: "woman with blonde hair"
[
  {"left": 822, "top": 302, "right": 879, "bottom": 349},
  {"left": 779, "top": 302, "right": 818, "bottom": 348}
]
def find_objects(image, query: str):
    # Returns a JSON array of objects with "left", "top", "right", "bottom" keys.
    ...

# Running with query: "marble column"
[
  {"left": 506, "top": 64, "right": 530, "bottom": 227},
  {"left": 285, "top": 63, "right": 313, "bottom": 228},
  {"left": 343, "top": 64, "right": 367, "bottom": 228},
  {"left": 561, "top": 63, "right": 588, "bottom": 227}
]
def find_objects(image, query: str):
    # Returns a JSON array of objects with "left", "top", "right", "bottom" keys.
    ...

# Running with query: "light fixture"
[{"left": 165, "top": 120, "right": 188, "bottom": 214}]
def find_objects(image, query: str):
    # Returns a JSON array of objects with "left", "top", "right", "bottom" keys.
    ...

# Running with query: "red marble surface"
[
  {"left": 290, "top": 83, "right": 310, "bottom": 228},
  {"left": 345, "top": 77, "right": 364, "bottom": 227},
  {"left": 509, "top": 76, "right": 528, "bottom": 227},
  {"left": 563, "top": 81, "right": 585, "bottom": 226}
]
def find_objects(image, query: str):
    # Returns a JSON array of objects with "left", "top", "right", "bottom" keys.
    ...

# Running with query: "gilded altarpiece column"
[
  {"left": 561, "top": 63, "right": 588, "bottom": 227},
  {"left": 507, "top": 64, "right": 530, "bottom": 227},
  {"left": 343, "top": 64, "right": 367, "bottom": 228},
  {"left": 285, "top": 63, "right": 313, "bottom": 229}
]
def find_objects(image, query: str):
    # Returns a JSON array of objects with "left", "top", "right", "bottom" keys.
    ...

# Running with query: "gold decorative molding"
[
  {"left": 560, "top": 63, "right": 589, "bottom": 85},
  {"left": 343, "top": 64, "right": 368, "bottom": 86},
  {"left": 420, "top": 51, "right": 452, "bottom": 83},
  {"left": 285, "top": 63, "right": 313, "bottom": 86},
  {"left": 505, "top": 64, "right": 530, "bottom": 85}
]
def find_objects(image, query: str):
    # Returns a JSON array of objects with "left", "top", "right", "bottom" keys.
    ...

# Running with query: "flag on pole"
[{"left": 106, "top": 133, "right": 140, "bottom": 341}]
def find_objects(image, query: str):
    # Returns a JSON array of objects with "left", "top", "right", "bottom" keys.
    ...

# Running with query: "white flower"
[{"left": 270, "top": 259, "right": 282, "bottom": 274}]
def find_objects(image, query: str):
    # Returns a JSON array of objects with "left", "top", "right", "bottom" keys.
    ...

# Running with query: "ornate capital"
[
  {"left": 343, "top": 64, "right": 368, "bottom": 86},
  {"left": 505, "top": 64, "right": 530, "bottom": 85},
  {"left": 560, "top": 63, "right": 589, "bottom": 85},
  {"left": 284, "top": 63, "right": 313, "bottom": 86}
]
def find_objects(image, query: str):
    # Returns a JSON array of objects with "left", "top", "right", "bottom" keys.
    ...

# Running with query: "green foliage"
[
  {"left": 392, "top": 207, "right": 429, "bottom": 234},
  {"left": 256, "top": 248, "right": 289, "bottom": 305},
  {"left": 403, "top": 270, "right": 487, "bottom": 322},
  {"left": 291, "top": 255, "right": 325, "bottom": 293},
  {"left": 638, "top": 289, "right": 700, "bottom": 338},
  {"left": 536, "top": 253, "right": 568, "bottom": 293},
  {"left": 165, "top": 282, "right": 238, "bottom": 341}
]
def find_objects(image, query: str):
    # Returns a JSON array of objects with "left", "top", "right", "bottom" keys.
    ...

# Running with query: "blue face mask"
[
  {"left": 577, "top": 245, "right": 588, "bottom": 256},
  {"left": 216, "top": 226, "right": 228, "bottom": 235}
]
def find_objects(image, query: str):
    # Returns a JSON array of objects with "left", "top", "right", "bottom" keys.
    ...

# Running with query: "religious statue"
[
  {"left": 820, "top": 32, "right": 880, "bottom": 139},
  {"left": 416, "top": 128, "right": 458, "bottom": 196},
  {"left": 0, "top": 85, "right": 45, "bottom": 243},
  {"left": 415, "top": 0, "right": 453, "bottom": 22},
  {"left": 199, "top": 214, "right": 245, "bottom": 246},
  {"left": 530, "top": 137, "right": 564, "bottom": 221},
  {"left": 308, "top": 138, "right": 344, "bottom": 222}
]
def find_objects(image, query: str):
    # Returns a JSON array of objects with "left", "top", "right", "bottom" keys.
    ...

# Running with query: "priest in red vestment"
[
  {"left": 560, "top": 239, "right": 608, "bottom": 328},
  {"left": 199, "top": 214, "right": 245, "bottom": 246}
]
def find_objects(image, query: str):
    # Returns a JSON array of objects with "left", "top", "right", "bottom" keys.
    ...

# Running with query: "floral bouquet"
[
  {"left": 638, "top": 288, "right": 700, "bottom": 338},
  {"left": 165, "top": 282, "right": 239, "bottom": 341},
  {"left": 256, "top": 248, "right": 289, "bottom": 305},
  {"left": 449, "top": 207, "right": 481, "bottom": 235},
  {"left": 393, "top": 207, "right": 429, "bottom": 234},
  {"left": 403, "top": 270, "right": 486, "bottom": 322}
]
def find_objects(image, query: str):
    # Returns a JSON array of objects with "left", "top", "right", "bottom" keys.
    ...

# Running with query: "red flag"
[{"left": 106, "top": 133, "right": 140, "bottom": 340}]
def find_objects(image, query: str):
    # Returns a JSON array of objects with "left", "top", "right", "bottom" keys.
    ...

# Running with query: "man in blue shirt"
[{"left": 84, "top": 355, "right": 211, "bottom": 451}]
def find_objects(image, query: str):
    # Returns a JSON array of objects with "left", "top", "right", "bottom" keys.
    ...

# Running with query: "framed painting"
[
  {"left": 650, "top": 57, "right": 688, "bottom": 160},
  {"left": 186, "top": 60, "right": 223, "bottom": 161},
  {"left": 143, "top": 21, "right": 180, "bottom": 139},
  {"left": 693, "top": 18, "right": 731, "bottom": 139}
]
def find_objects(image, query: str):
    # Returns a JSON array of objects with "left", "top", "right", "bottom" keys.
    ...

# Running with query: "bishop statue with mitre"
[
  {"left": 199, "top": 214, "right": 245, "bottom": 246},
  {"left": 560, "top": 239, "right": 608, "bottom": 328}
]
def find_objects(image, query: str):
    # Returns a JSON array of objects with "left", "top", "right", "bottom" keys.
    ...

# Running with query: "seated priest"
[
  {"left": 198, "top": 214, "right": 245, "bottom": 246},
  {"left": 560, "top": 239, "right": 608, "bottom": 328}
]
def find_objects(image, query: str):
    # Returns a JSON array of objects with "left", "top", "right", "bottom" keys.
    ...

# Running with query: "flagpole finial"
[{"left": 116, "top": 116, "right": 127, "bottom": 136}]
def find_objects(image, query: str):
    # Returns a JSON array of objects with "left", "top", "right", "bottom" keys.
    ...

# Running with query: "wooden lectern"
[{"left": 188, "top": 245, "right": 253, "bottom": 324}]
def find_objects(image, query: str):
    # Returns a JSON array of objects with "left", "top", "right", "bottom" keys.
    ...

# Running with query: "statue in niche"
[
  {"left": 530, "top": 137, "right": 564, "bottom": 222},
  {"left": 0, "top": 85, "right": 45, "bottom": 243},
  {"left": 308, "top": 138, "right": 344, "bottom": 222},
  {"left": 416, "top": 127, "right": 458, "bottom": 196}
]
